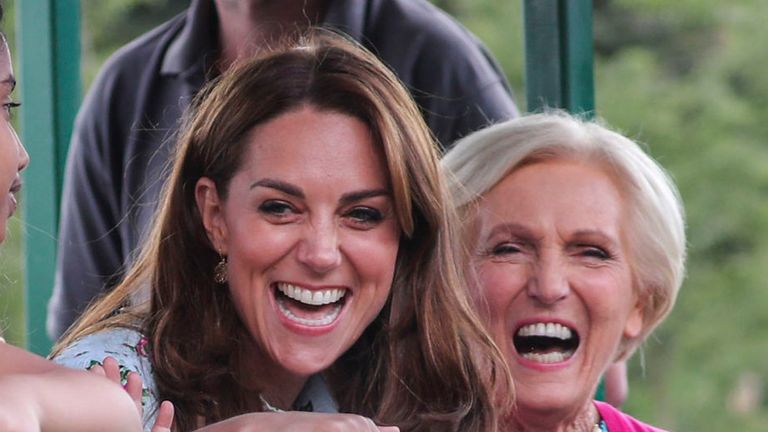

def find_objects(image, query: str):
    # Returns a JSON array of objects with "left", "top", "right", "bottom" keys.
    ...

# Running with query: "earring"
[{"left": 214, "top": 253, "right": 228, "bottom": 284}]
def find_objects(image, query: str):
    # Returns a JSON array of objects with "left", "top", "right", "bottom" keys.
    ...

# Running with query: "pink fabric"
[{"left": 595, "top": 401, "right": 668, "bottom": 432}]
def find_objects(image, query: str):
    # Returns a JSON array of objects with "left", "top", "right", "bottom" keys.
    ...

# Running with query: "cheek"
[
  {"left": 581, "top": 271, "right": 636, "bottom": 324},
  {"left": 346, "top": 224, "right": 401, "bottom": 282},
  {"left": 476, "top": 264, "right": 526, "bottom": 324},
  {"left": 228, "top": 219, "right": 295, "bottom": 266}
]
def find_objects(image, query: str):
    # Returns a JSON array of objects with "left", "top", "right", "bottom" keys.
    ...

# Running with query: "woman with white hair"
[{"left": 443, "top": 111, "right": 685, "bottom": 431}]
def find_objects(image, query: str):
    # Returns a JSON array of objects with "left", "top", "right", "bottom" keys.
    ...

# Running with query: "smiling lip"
[
  {"left": 512, "top": 318, "right": 580, "bottom": 371},
  {"left": 9, "top": 177, "right": 21, "bottom": 194},
  {"left": 272, "top": 281, "right": 349, "bottom": 336},
  {"left": 7, "top": 177, "right": 21, "bottom": 217}
]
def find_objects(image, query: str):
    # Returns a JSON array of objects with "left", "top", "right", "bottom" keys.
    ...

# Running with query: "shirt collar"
[
  {"left": 161, "top": 0, "right": 217, "bottom": 78},
  {"left": 323, "top": 0, "right": 367, "bottom": 41},
  {"left": 160, "top": 0, "right": 371, "bottom": 77}
]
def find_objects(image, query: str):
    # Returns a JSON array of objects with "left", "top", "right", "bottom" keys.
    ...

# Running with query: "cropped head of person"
[
  {"left": 0, "top": 3, "right": 27, "bottom": 244},
  {"left": 443, "top": 111, "right": 685, "bottom": 431},
  {"left": 57, "top": 30, "right": 509, "bottom": 431}
]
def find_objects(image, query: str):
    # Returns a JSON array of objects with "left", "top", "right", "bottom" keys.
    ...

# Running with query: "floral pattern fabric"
[{"left": 53, "top": 327, "right": 339, "bottom": 431}]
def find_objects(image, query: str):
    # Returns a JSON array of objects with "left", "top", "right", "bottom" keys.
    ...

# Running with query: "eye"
[
  {"left": 578, "top": 245, "right": 611, "bottom": 260},
  {"left": 490, "top": 242, "right": 522, "bottom": 256},
  {"left": 3, "top": 101, "right": 20, "bottom": 119},
  {"left": 344, "top": 206, "right": 384, "bottom": 228},
  {"left": 258, "top": 200, "right": 298, "bottom": 221}
]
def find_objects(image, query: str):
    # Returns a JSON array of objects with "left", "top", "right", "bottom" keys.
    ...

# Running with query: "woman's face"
[
  {"left": 0, "top": 40, "right": 27, "bottom": 244},
  {"left": 472, "top": 159, "right": 643, "bottom": 422},
  {"left": 197, "top": 106, "right": 400, "bottom": 379}
]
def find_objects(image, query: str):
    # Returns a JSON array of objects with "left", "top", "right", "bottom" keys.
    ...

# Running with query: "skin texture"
[
  {"left": 0, "top": 344, "right": 144, "bottom": 432},
  {"left": 0, "top": 39, "right": 28, "bottom": 243},
  {"left": 472, "top": 159, "right": 644, "bottom": 431},
  {"left": 196, "top": 106, "right": 400, "bottom": 409}
]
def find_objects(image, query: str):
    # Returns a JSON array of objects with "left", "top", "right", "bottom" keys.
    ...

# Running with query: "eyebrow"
[
  {"left": 250, "top": 178, "right": 304, "bottom": 198},
  {"left": 250, "top": 178, "right": 390, "bottom": 205},
  {"left": 339, "top": 188, "right": 390, "bottom": 206},
  {"left": 485, "top": 222, "right": 533, "bottom": 240},
  {"left": 570, "top": 229, "right": 620, "bottom": 248}
]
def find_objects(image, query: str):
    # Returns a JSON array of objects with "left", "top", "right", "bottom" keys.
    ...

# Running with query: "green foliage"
[{"left": 594, "top": 1, "right": 768, "bottom": 429}]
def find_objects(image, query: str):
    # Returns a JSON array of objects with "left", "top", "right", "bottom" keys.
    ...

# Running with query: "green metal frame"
[
  {"left": 523, "top": 0, "right": 594, "bottom": 116},
  {"left": 17, "top": 0, "right": 80, "bottom": 355}
]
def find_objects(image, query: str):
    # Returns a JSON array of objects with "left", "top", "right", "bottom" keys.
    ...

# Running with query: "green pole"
[
  {"left": 17, "top": 0, "right": 80, "bottom": 355},
  {"left": 523, "top": 0, "right": 594, "bottom": 116}
]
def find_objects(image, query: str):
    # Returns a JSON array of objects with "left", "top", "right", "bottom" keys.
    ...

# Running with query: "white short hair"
[{"left": 443, "top": 110, "right": 686, "bottom": 358}]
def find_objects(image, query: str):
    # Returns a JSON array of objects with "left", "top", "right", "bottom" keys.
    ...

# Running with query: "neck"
[
  {"left": 214, "top": 0, "right": 329, "bottom": 70},
  {"left": 504, "top": 400, "right": 599, "bottom": 432},
  {"left": 238, "top": 342, "right": 308, "bottom": 411}
]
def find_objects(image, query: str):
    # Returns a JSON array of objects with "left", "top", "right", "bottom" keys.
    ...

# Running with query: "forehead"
[
  {"left": 0, "top": 40, "right": 13, "bottom": 89},
  {"left": 479, "top": 159, "right": 626, "bottom": 231},
  {"left": 239, "top": 106, "right": 389, "bottom": 185}
]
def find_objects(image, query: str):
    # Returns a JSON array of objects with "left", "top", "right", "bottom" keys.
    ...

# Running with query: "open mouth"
[
  {"left": 513, "top": 322, "right": 580, "bottom": 364},
  {"left": 274, "top": 282, "right": 348, "bottom": 327}
]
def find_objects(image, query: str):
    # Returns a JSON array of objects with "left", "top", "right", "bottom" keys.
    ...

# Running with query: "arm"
[
  {"left": 53, "top": 328, "right": 161, "bottom": 429},
  {"left": 0, "top": 344, "right": 142, "bottom": 432}
]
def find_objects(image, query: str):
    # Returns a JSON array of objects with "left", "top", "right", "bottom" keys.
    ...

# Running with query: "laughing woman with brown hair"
[{"left": 52, "top": 30, "right": 511, "bottom": 432}]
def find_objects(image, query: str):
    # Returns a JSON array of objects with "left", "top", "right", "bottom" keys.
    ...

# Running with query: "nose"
[
  {"left": 526, "top": 254, "right": 569, "bottom": 305},
  {"left": 12, "top": 126, "right": 28, "bottom": 172},
  {"left": 296, "top": 220, "right": 342, "bottom": 274}
]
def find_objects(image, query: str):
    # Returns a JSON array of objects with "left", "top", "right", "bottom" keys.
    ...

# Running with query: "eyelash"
[
  {"left": 258, "top": 200, "right": 295, "bottom": 217},
  {"left": 490, "top": 243, "right": 521, "bottom": 256},
  {"left": 579, "top": 245, "right": 612, "bottom": 260},
  {"left": 258, "top": 201, "right": 385, "bottom": 229},
  {"left": 3, "top": 101, "right": 20, "bottom": 119},
  {"left": 344, "top": 206, "right": 384, "bottom": 227}
]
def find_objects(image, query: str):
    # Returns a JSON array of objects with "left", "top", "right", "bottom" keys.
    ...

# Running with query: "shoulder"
[
  {"left": 86, "top": 12, "right": 185, "bottom": 100},
  {"left": 53, "top": 327, "right": 151, "bottom": 369},
  {"left": 595, "top": 401, "right": 668, "bottom": 432},
  {"left": 54, "top": 328, "right": 159, "bottom": 428}
]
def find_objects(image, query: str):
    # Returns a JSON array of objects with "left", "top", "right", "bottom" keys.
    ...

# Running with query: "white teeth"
[
  {"left": 277, "top": 301, "right": 342, "bottom": 327},
  {"left": 276, "top": 283, "right": 346, "bottom": 306},
  {"left": 516, "top": 322, "right": 573, "bottom": 340},
  {"left": 522, "top": 351, "right": 571, "bottom": 363}
]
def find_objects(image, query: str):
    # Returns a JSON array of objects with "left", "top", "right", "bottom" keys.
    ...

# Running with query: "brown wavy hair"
[{"left": 53, "top": 30, "right": 512, "bottom": 431}]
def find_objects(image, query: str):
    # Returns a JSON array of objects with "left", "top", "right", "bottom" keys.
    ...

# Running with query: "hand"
[
  {"left": 194, "top": 411, "right": 399, "bottom": 432},
  {"left": 151, "top": 401, "right": 175, "bottom": 432},
  {"left": 90, "top": 357, "right": 174, "bottom": 431}
]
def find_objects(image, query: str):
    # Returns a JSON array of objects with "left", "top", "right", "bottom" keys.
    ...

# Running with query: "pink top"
[{"left": 595, "top": 401, "right": 668, "bottom": 432}]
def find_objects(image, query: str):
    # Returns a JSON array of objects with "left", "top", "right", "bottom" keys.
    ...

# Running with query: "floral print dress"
[{"left": 53, "top": 327, "right": 339, "bottom": 431}]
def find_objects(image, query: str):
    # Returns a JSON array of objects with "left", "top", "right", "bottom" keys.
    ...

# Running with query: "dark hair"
[{"left": 55, "top": 30, "right": 511, "bottom": 432}]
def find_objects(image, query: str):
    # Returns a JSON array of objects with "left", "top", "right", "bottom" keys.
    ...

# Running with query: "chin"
[{"left": 277, "top": 348, "right": 339, "bottom": 377}]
